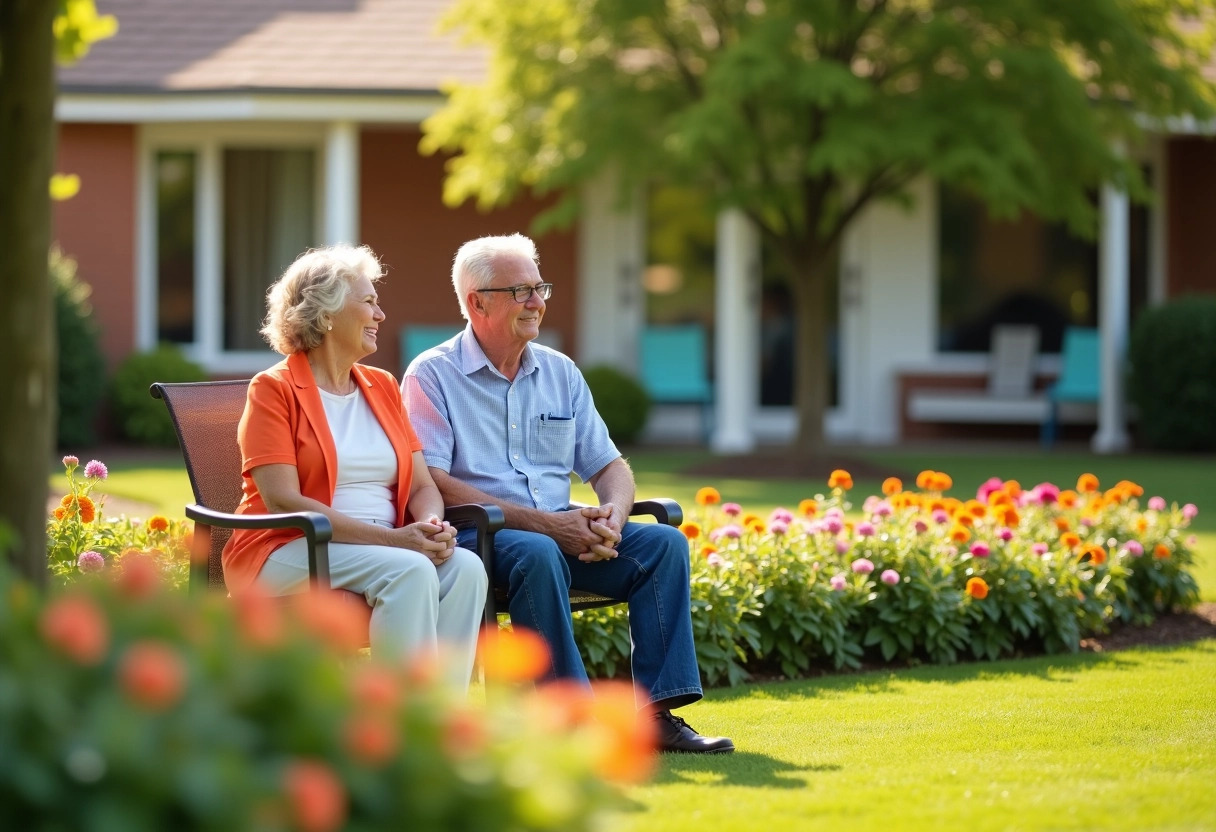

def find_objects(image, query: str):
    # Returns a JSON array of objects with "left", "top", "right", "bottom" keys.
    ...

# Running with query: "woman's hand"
[{"left": 389, "top": 515, "right": 456, "bottom": 566}]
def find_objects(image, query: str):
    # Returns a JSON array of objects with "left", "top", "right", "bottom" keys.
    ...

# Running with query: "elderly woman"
[{"left": 222, "top": 244, "right": 487, "bottom": 688}]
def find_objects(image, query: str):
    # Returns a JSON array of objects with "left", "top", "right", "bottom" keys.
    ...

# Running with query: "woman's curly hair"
[{"left": 261, "top": 244, "right": 382, "bottom": 355}]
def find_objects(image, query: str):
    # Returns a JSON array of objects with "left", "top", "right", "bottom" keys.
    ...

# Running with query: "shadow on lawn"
[
  {"left": 650, "top": 751, "right": 837, "bottom": 790},
  {"left": 703, "top": 639, "right": 1216, "bottom": 702}
]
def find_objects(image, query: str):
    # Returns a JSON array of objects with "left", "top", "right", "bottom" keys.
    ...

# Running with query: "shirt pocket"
[{"left": 528, "top": 416, "right": 576, "bottom": 468}]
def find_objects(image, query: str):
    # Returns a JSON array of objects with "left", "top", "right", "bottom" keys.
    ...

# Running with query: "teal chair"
[
  {"left": 639, "top": 324, "right": 713, "bottom": 440},
  {"left": 400, "top": 324, "right": 464, "bottom": 371},
  {"left": 1041, "top": 327, "right": 1100, "bottom": 448}
]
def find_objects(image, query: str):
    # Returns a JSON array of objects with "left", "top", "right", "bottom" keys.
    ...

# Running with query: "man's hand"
[
  {"left": 577, "top": 503, "right": 626, "bottom": 562},
  {"left": 541, "top": 508, "right": 619, "bottom": 562}
]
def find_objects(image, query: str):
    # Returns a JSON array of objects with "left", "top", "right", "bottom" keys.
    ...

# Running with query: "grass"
[{"left": 620, "top": 642, "right": 1216, "bottom": 832}]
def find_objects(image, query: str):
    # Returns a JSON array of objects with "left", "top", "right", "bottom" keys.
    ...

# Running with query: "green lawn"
[{"left": 620, "top": 642, "right": 1216, "bottom": 832}]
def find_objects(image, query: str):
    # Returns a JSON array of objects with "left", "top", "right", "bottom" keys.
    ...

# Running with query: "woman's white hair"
[
  {"left": 451, "top": 233, "right": 539, "bottom": 320},
  {"left": 261, "top": 244, "right": 382, "bottom": 355}
]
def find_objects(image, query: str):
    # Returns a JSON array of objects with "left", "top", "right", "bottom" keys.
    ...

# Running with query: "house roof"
[{"left": 57, "top": 0, "right": 483, "bottom": 94}]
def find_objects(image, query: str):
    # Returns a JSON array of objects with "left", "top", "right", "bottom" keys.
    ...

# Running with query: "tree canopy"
[{"left": 423, "top": 0, "right": 1216, "bottom": 448}]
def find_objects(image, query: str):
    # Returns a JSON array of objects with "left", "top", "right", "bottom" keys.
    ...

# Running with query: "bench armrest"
[{"left": 185, "top": 504, "right": 334, "bottom": 589}]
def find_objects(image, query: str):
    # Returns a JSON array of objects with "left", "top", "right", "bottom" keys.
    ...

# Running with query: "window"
[{"left": 155, "top": 151, "right": 196, "bottom": 344}]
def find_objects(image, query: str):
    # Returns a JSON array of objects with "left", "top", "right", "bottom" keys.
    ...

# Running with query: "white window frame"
[{"left": 137, "top": 122, "right": 328, "bottom": 374}]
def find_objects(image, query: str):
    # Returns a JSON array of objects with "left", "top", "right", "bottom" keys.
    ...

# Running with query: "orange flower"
[
  {"left": 828, "top": 469, "right": 853, "bottom": 490},
  {"left": 147, "top": 515, "right": 170, "bottom": 532},
  {"left": 40, "top": 595, "right": 109, "bottom": 665},
  {"left": 60, "top": 494, "right": 96, "bottom": 524},
  {"left": 966, "top": 577, "right": 989, "bottom": 600},
  {"left": 699, "top": 544, "right": 718, "bottom": 558},
  {"left": 956, "top": 514, "right": 974, "bottom": 528},
  {"left": 119, "top": 641, "right": 186, "bottom": 710},
  {"left": 115, "top": 552, "right": 162, "bottom": 599},
  {"left": 52, "top": 506, "right": 67, "bottom": 520},
  {"left": 293, "top": 590, "right": 369, "bottom": 653},
  {"left": 798, "top": 499, "right": 818, "bottom": 517},
  {"left": 1002, "top": 508, "right": 1020, "bottom": 527},
  {"left": 949, "top": 524, "right": 970, "bottom": 543},
  {"left": 882, "top": 477, "right": 902, "bottom": 496},
  {"left": 1054, "top": 517, "right": 1071, "bottom": 532},
  {"left": 987, "top": 491, "right": 1013, "bottom": 508},
  {"left": 1135, "top": 517, "right": 1148, "bottom": 534},
  {"left": 965, "top": 500, "right": 987, "bottom": 519},
  {"left": 928, "top": 499, "right": 946, "bottom": 513},
  {"left": 479, "top": 626, "right": 551, "bottom": 683},
  {"left": 1087, "top": 496, "right": 1107, "bottom": 513},
  {"left": 933, "top": 472, "right": 954, "bottom": 492},
  {"left": 1076, "top": 473, "right": 1100, "bottom": 493},
  {"left": 679, "top": 522, "right": 701, "bottom": 540},
  {"left": 350, "top": 665, "right": 403, "bottom": 710},
  {"left": 1002, "top": 480, "right": 1022, "bottom": 497},
  {"left": 695, "top": 487, "right": 721, "bottom": 506},
  {"left": 1117, "top": 480, "right": 1144, "bottom": 497},
  {"left": 916, "top": 470, "right": 936, "bottom": 490},
  {"left": 283, "top": 760, "right": 347, "bottom": 832},
  {"left": 586, "top": 680, "right": 658, "bottom": 783},
  {"left": 233, "top": 588, "right": 285, "bottom": 648},
  {"left": 1081, "top": 544, "right": 1107, "bottom": 565},
  {"left": 343, "top": 714, "right": 399, "bottom": 766},
  {"left": 1060, "top": 532, "right": 1081, "bottom": 549},
  {"left": 742, "top": 513, "right": 761, "bottom": 528},
  {"left": 747, "top": 519, "right": 766, "bottom": 534},
  {"left": 1058, "top": 490, "right": 1078, "bottom": 509},
  {"left": 1154, "top": 543, "right": 1171, "bottom": 559}
]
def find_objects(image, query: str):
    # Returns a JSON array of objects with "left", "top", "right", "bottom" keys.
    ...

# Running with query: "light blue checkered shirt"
[{"left": 402, "top": 326, "right": 620, "bottom": 512}]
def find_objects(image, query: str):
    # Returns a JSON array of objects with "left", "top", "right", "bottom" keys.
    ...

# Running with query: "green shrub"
[
  {"left": 572, "top": 474, "right": 1201, "bottom": 685},
  {"left": 582, "top": 365, "right": 650, "bottom": 445},
  {"left": 0, "top": 563, "right": 646, "bottom": 831},
  {"left": 1128, "top": 295, "right": 1216, "bottom": 451},
  {"left": 109, "top": 345, "right": 207, "bottom": 446},
  {"left": 52, "top": 248, "right": 107, "bottom": 448}
]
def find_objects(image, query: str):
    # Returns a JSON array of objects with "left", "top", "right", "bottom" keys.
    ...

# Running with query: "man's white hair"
[{"left": 451, "top": 233, "right": 539, "bottom": 320}]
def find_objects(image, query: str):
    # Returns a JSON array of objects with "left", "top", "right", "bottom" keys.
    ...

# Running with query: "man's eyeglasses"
[{"left": 476, "top": 283, "right": 553, "bottom": 303}]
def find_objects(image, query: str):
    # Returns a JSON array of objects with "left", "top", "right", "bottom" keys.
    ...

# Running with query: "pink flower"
[
  {"left": 976, "top": 477, "right": 1004, "bottom": 503},
  {"left": 880, "top": 569, "right": 900, "bottom": 585},
  {"left": 825, "top": 517, "right": 844, "bottom": 534},
  {"left": 1033, "top": 483, "right": 1059, "bottom": 505},
  {"left": 720, "top": 524, "right": 743, "bottom": 539},
  {"left": 856, "top": 521, "right": 875, "bottom": 538},
  {"left": 1081, "top": 517, "right": 1094, "bottom": 527},
  {"left": 706, "top": 553, "right": 726, "bottom": 568},
  {"left": 769, "top": 508, "right": 793, "bottom": 524},
  {"left": 722, "top": 502, "right": 742, "bottom": 517},
  {"left": 77, "top": 551, "right": 105, "bottom": 573},
  {"left": 83, "top": 460, "right": 108, "bottom": 480},
  {"left": 970, "top": 542, "right": 990, "bottom": 558},
  {"left": 835, "top": 539, "right": 850, "bottom": 555},
  {"left": 873, "top": 500, "right": 893, "bottom": 518},
  {"left": 62, "top": 455, "right": 79, "bottom": 469},
  {"left": 769, "top": 520, "right": 789, "bottom": 536},
  {"left": 1032, "top": 542, "right": 1049, "bottom": 556},
  {"left": 805, "top": 520, "right": 824, "bottom": 535},
  {"left": 1183, "top": 503, "right": 1198, "bottom": 520},
  {"left": 829, "top": 574, "right": 847, "bottom": 591},
  {"left": 997, "top": 527, "right": 1014, "bottom": 541},
  {"left": 1148, "top": 496, "right": 1166, "bottom": 511},
  {"left": 824, "top": 507, "right": 844, "bottom": 520},
  {"left": 1124, "top": 540, "right": 1144, "bottom": 557},
  {"left": 1187, "top": 534, "right": 1198, "bottom": 547},
  {"left": 932, "top": 509, "right": 949, "bottom": 525},
  {"left": 851, "top": 558, "right": 874, "bottom": 574},
  {"left": 914, "top": 519, "right": 929, "bottom": 534},
  {"left": 862, "top": 496, "right": 880, "bottom": 513}
]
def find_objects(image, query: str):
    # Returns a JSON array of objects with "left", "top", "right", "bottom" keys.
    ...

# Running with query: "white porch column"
[
  {"left": 324, "top": 121, "right": 359, "bottom": 244},
  {"left": 712, "top": 209, "right": 760, "bottom": 453},
  {"left": 1092, "top": 181, "right": 1132, "bottom": 453},
  {"left": 576, "top": 173, "right": 644, "bottom": 370}
]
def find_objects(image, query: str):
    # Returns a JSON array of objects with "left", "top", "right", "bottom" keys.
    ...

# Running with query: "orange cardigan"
[{"left": 221, "top": 351, "right": 422, "bottom": 592}]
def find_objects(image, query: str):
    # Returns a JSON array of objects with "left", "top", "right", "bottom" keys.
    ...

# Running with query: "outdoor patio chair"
[
  {"left": 639, "top": 323, "right": 714, "bottom": 441},
  {"left": 1041, "top": 327, "right": 1101, "bottom": 448},
  {"left": 150, "top": 379, "right": 683, "bottom": 635}
]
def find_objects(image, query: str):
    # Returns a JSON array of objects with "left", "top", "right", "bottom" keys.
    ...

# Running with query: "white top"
[{"left": 319, "top": 387, "right": 398, "bottom": 527}]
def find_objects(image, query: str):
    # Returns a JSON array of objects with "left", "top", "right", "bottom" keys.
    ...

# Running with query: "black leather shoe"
[{"left": 653, "top": 710, "right": 735, "bottom": 754}]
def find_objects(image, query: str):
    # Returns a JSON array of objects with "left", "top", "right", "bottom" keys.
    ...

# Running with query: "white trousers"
[{"left": 258, "top": 538, "right": 488, "bottom": 691}]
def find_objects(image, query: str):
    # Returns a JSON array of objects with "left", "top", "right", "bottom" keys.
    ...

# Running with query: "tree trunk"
[
  {"left": 789, "top": 255, "right": 829, "bottom": 452},
  {"left": 0, "top": 0, "right": 57, "bottom": 584}
]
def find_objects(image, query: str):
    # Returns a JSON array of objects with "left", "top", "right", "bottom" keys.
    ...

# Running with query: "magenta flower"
[
  {"left": 932, "top": 509, "right": 949, "bottom": 525},
  {"left": 1033, "top": 482, "right": 1060, "bottom": 505},
  {"left": 77, "top": 551, "right": 105, "bottom": 573},
  {"left": 835, "top": 539, "right": 850, "bottom": 555},
  {"left": 62, "top": 455, "right": 79, "bottom": 470},
  {"left": 880, "top": 569, "right": 900, "bottom": 585},
  {"left": 769, "top": 520, "right": 789, "bottom": 536},
  {"left": 722, "top": 502, "right": 742, "bottom": 517},
  {"left": 914, "top": 519, "right": 929, "bottom": 534},
  {"left": 83, "top": 460, "right": 108, "bottom": 480},
  {"left": 998, "top": 527, "right": 1014, "bottom": 541},
  {"left": 1148, "top": 496, "right": 1166, "bottom": 511},
  {"left": 1124, "top": 540, "right": 1144, "bottom": 557},
  {"left": 851, "top": 558, "right": 875, "bottom": 574},
  {"left": 1183, "top": 503, "right": 1198, "bottom": 520},
  {"left": 976, "top": 476, "right": 1004, "bottom": 503},
  {"left": 769, "top": 507, "right": 793, "bottom": 524},
  {"left": 830, "top": 574, "right": 847, "bottom": 591},
  {"left": 856, "top": 521, "right": 876, "bottom": 538},
  {"left": 825, "top": 517, "right": 844, "bottom": 534},
  {"left": 970, "top": 542, "right": 990, "bottom": 558},
  {"left": 1032, "top": 542, "right": 1049, "bottom": 556}
]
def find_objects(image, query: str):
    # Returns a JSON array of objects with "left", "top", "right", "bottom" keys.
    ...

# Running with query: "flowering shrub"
[
  {"left": 47, "top": 455, "right": 191, "bottom": 588},
  {"left": 0, "top": 562, "right": 653, "bottom": 831},
  {"left": 573, "top": 470, "right": 1200, "bottom": 684}
]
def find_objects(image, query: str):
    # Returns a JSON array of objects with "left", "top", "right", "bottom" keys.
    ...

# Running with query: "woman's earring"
[{"left": 327, "top": 324, "right": 333, "bottom": 331}]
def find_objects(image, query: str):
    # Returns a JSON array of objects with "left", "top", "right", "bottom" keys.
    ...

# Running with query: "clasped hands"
[
  {"left": 390, "top": 515, "right": 457, "bottom": 566},
  {"left": 553, "top": 503, "right": 625, "bottom": 563}
]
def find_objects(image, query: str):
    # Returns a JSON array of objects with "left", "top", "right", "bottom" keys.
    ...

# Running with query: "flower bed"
[{"left": 573, "top": 470, "right": 1200, "bottom": 686}]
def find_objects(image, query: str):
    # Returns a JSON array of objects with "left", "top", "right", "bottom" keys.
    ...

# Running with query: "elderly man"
[{"left": 402, "top": 233, "right": 733, "bottom": 754}]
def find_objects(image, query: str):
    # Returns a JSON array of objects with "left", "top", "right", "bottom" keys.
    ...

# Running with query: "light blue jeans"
[
  {"left": 459, "top": 519, "right": 703, "bottom": 710},
  {"left": 257, "top": 538, "right": 487, "bottom": 691}
]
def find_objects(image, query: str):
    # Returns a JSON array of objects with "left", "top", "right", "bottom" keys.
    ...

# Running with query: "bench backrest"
[
  {"left": 987, "top": 324, "right": 1040, "bottom": 398},
  {"left": 639, "top": 324, "right": 713, "bottom": 403},
  {"left": 150, "top": 379, "right": 251, "bottom": 589}
]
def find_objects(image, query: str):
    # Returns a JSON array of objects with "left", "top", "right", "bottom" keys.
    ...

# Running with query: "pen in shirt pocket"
[{"left": 542, "top": 413, "right": 572, "bottom": 421}]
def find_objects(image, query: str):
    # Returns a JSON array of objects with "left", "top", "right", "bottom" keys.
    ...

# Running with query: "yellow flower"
[
  {"left": 695, "top": 487, "right": 721, "bottom": 506},
  {"left": 1060, "top": 532, "right": 1081, "bottom": 549},
  {"left": 949, "top": 524, "right": 970, "bottom": 543},
  {"left": 798, "top": 499, "right": 818, "bottom": 517}
]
